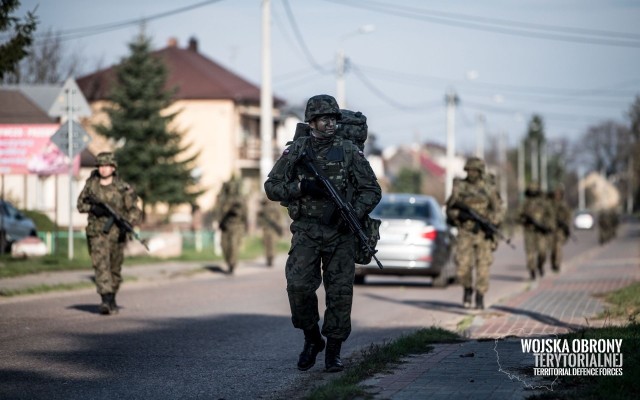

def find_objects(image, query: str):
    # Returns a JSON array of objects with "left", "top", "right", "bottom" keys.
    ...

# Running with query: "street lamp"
[{"left": 336, "top": 24, "right": 375, "bottom": 108}]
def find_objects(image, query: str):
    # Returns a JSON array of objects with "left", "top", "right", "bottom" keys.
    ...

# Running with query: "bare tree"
[
  {"left": 3, "top": 28, "right": 84, "bottom": 84},
  {"left": 576, "top": 120, "right": 630, "bottom": 177}
]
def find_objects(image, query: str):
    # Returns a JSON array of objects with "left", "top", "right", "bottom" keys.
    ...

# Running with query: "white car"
[{"left": 573, "top": 210, "right": 595, "bottom": 230}]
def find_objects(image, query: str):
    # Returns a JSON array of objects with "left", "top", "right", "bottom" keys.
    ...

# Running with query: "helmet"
[
  {"left": 463, "top": 157, "right": 485, "bottom": 174},
  {"left": 304, "top": 94, "right": 341, "bottom": 122},
  {"left": 525, "top": 181, "right": 540, "bottom": 196},
  {"left": 96, "top": 152, "right": 117, "bottom": 167}
]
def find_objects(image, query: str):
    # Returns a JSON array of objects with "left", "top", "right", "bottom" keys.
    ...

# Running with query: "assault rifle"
[
  {"left": 522, "top": 214, "right": 552, "bottom": 234},
  {"left": 87, "top": 196, "right": 148, "bottom": 251},
  {"left": 261, "top": 214, "right": 283, "bottom": 236},
  {"left": 452, "top": 201, "right": 516, "bottom": 250},
  {"left": 557, "top": 220, "right": 578, "bottom": 242},
  {"left": 299, "top": 151, "right": 383, "bottom": 269}
]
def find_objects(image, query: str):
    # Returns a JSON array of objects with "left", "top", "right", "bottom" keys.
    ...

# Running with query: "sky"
[{"left": 13, "top": 0, "right": 640, "bottom": 152}]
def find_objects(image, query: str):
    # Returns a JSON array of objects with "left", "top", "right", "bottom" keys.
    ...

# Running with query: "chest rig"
[
  {"left": 296, "top": 137, "right": 353, "bottom": 220},
  {"left": 456, "top": 179, "right": 492, "bottom": 218}
]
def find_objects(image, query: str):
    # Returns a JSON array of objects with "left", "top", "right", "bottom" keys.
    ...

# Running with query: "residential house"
[{"left": 77, "top": 37, "right": 286, "bottom": 230}]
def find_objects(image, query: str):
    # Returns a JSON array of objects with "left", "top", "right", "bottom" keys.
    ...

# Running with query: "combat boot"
[
  {"left": 463, "top": 288, "right": 473, "bottom": 309},
  {"left": 475, "top": 293, "right": 484, "bottom": 310},
  {"left": 99, "top": 294, "right": 111, "bottom": 315},
  {"left": 325, "top": 338, "right": 344, "bottom": 373},
  {"left": 109, "top": 293, "right": 119, "bottom": 314},
  {"left": 267, "top": 257, "right": 273, "bottom": 267},
  {"left": 529, "top": 269, "right": 536, "bottom": 281},
  {"left": 228, "top": 264, "right": 235, "bottom": 275},
  {"left": 297, "top": 325, "right": 325, "bottom": 371}
]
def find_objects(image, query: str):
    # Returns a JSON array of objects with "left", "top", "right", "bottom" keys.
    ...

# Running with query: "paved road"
[{"left": 0, "top": 225, "right": 626, "bottom": 399}]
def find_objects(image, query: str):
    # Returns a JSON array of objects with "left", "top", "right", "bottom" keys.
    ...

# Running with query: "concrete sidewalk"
[{"left": 362, "top": 220, "right": 640, "bottom": 399}]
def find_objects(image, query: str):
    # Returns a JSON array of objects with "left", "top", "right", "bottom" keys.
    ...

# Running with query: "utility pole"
[
  {"left": 444, "top": 89, "right": 459, "bottom": 199},
  {"left": 475, "top": 114, "right": 485, "bottom": 159},
  {"left": 578, "top": 166, "right": 585, "bottom": 210},
  {"left": 498, "top": 132, "right": 508, "bottom": 207},
  {"left": 518, "top": 139, "right": 525, "bottom": 202},
  {"left": 66, "top": 87, "right": 75, "bottom": 260},
  {"left": 260, "top": 0, "right": 273, "bottom": 191},
  {"left": 531, "top": 139, "right": 539, "bottom": 183},
  {"left": 336, "top": 48, "right": 346, "bottom": 107},
  {"left": 540, "top": 141, "right": 547, "bottom": 192}
]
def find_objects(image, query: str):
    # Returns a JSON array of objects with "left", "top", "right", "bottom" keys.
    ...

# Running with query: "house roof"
[
  {"left": 0, "top": 89, "right": 55, "bottom": 124},
  {"left": 77, "top": 38, "right": 284, "bottom": 106}
]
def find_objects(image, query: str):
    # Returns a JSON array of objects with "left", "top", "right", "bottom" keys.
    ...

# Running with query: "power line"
[
  {"left": 322, "top": 0, "right": 640, "bottom": 48},
  {"left": 1, "top": 0, "right": 225, "bottom": 43},
  {"left": 280, "top": 0, "right": 333, "bottom": 75}
]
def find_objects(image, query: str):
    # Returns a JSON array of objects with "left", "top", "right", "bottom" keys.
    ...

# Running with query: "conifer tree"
[
  {"left": 0, "top": 0, "right": 38, "bottom": 80},
  {"left": 95, "top": 31, "right": 201, "bottom": 217}
]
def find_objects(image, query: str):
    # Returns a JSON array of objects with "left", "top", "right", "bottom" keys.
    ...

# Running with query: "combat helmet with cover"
[
  {"left": 463, "top": 157, "right": 485, "bottom": 174},
  {"left": 304, "top": 94, "right": 341, "bottom": 122},
  {"left": 96, "top": 152, "right": 117, "bottom": 167},
  {"left": 525, "top": 181, "right": 541, "bottom": 196}
]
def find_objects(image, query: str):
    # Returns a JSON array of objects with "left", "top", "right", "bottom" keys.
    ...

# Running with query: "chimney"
[
  {"left": 188, "top": 37, "right": 198, "bottom": 52},
  {"left": 167, "top": 37, "right": 178, "bottom": 47}
]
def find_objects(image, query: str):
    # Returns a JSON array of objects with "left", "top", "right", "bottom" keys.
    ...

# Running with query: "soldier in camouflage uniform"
[
  {"left": 214, "top": 176, "right": 247, "bottom": 274},
  {"left": 446, "top": 157, "right": 503, "bottom": 310},
  {"left": 548, "top": 186, "right": 572, "bottom": 272},
  {"left": 264, "top": 94, "right": 381, "bottom": 373},
  {"left": 77, "top": 152, "right": 142, "bottom": 315},
  {"left": 598, "top": 208, "right": 619, "bottom": 245},
  {"left": 519, "top": 182, "right": 555, "bottom": 280},
  {"left": 257, "top": 197, "right": 283, "bottom": 267}
]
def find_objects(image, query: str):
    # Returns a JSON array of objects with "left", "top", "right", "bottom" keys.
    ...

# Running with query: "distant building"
[{"left": 77, "top": 37, "right": 286, "bottom": 228}]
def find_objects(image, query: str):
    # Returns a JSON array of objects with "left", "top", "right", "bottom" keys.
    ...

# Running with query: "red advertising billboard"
[{"left": 0, "top": 124, "right": 80, "bottom": 175}]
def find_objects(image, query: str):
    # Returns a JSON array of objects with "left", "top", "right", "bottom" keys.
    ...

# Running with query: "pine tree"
[{"left": 95, "top": 31, "right": 202, "bottom": 217}]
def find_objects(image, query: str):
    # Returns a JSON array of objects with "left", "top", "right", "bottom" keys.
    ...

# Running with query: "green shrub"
[{"left": 20, "top": 209, "right": 57, "bottom": 231}]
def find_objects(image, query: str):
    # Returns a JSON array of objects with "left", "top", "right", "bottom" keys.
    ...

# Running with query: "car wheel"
[{"left": 354, "top": 274, "right": 366, "bottom": 285}]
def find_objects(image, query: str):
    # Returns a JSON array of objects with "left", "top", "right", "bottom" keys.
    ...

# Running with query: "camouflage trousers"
[
  {"left": 550, "top": 231, "right": 567, "bottom": 269},
  {"left": 285, "top": 220, "right": 355, "bottom": 341},
  {"left": 263, "top": 229, "right": 277, "bottom": 262},
  {"left": 454, "top": 230, "right": 493, "bottom": 295},
  {"left": 221, "top": 224, "right": 245, "bottom": 268},
  {"left": 88, "top": 234, "right": 125, "bottom": 295},
  {"left": 524, "top": 230, "right": 548, "bottom": 272}
]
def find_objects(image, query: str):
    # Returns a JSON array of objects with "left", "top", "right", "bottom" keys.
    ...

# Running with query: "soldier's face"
[
  {"left": 310, "top": 115, "right": 336, "bottom": 138},
  {"left": 98, "top": 165, "right": 115, "bottom": 178},
  {"left": 467, "top": 169, "right": 480, "bottom": 183}
]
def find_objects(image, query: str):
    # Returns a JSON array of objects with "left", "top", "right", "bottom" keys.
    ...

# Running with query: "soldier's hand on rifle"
[
  {"left": 300, "top": 179, "right": 326, "bottom": 198},
  {"left": 90, "top": 203, "right": 110, "bottom": 218}
]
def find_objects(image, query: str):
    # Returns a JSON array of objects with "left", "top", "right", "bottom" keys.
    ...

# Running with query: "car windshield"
[{"left": 372, "top": 202, "right": 432, "bottom": 219}]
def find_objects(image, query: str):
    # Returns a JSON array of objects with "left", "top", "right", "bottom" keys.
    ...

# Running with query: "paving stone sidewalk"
[{"left": 362, "top": 220, "right": 639, "bottom": 399}]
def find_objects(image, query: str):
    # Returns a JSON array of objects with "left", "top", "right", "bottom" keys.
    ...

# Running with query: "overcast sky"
[{"left": 15, "top": 0, "right": 640, "bottom": 152}]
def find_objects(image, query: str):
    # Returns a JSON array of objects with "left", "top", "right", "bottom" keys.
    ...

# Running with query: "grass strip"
[
  {"left": 597, "top": 282, "right": 640, "bottom": 321},
  {"left": 0, "top": 282, "right": 95, "bottom": 297},
  {"left": 306, "top": 326, "right": 460, "bottom": 400}
]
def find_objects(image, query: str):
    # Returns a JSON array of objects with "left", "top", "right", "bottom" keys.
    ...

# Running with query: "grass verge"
[
  {"left": 596, "top": 281, "right": 640, "bottom": 321},
  {"left": 0, "top": 282, "right": 96, "bottom": 297},
  {"left": 306, "top": 327, "right": 460, "bottom": 400}
]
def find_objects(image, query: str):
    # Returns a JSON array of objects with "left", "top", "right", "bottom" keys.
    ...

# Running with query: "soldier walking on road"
[
  {"left": 446, "top": 157, "right": 503, "bottom": 310},
  {"left": 77, "top": 152, "right": 142, "bottom": 315},
  {"left": 214, "top": 176, "right": 247, "bottom": 275},
  {"left": 264, "top": 94, "right": 381, "bottom": 373},
  {"left": 519, "top": 182, "right": 555, "bottom": 280},
  {"left": 257, "top": 197, "right": 283, "bottom": 267},
  {"left": 548, "top": 186, "right": 571, "bottom": 272}
]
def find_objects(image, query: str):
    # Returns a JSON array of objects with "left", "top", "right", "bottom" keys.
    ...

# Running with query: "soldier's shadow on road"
[
  {"left": 66, "top": 304, "right": 103, "bottom": 315},
  {"left": 203, "top": 265, "right": 227, "bottom": 275},
  {"left": 491, "top": 304, "right": 583, "bottom": 331},
  {"left": 362, "top": 293, "right": 470, "bottom": 315}
]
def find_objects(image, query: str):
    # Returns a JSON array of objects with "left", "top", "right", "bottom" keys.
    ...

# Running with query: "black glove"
[
  {"left": 90, "top": 203, "right": 110, "bottom": 218},
  {"left": 300, "top": 179, "right": 326, "bottom": 198}
]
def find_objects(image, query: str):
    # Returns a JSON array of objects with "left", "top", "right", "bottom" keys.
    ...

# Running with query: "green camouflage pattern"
[
  {"left": 445, "top": 175, "right": 502, "bottom": 295},
  {"left": 96, "top": 151, "right": 117, "bottom": 167},
  {"left": 598, "top": 208, "right": 619, "bottom": 245},
  {"left": 77, "top": 170, "right": 141, "bottom": 295},
  {"left": 264, "top": 133, "right": 381, "bottom": 341},
  {"left": 304, "top": 94, "right": 341, "bottom": 122},
  {"left": 257, "top": 199, "right": 282, "bottom": 264},
  {"left": 463, "top": 157, "right": 485, "bottom": 173},
  {"left": 549, "top": 193, "right": 572, "bottom": 269},
  {"left": 519, "top": 188, "right": 555, "bottom": 273},
  {"left": 336, "top": 109, "right": 367, "bottom": 151},
  {"left": 214, "top": 177, "right": 247, "bottom": 271}
]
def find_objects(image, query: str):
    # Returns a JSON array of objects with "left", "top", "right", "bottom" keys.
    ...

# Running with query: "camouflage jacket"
[
  {"left": 257, "top": 201, "right": 282, "bottom": 234},
  {"left": 214, "top": 188, "right": 247, "bottom": 230},
  {"left": 519, "top": 195, "right": 556, "bottom": 233},
  {"left": 264, "top": 135, "right": 381, "bottom": 223},
  {"left": 551, "top": 198, "right": 572, "bottom": 235},
  {"left": 445, "top": 177, "right": 503, "bottom": 231},
  {"left": 77, "top": 170, "right": 142, "bottom": 238}
]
